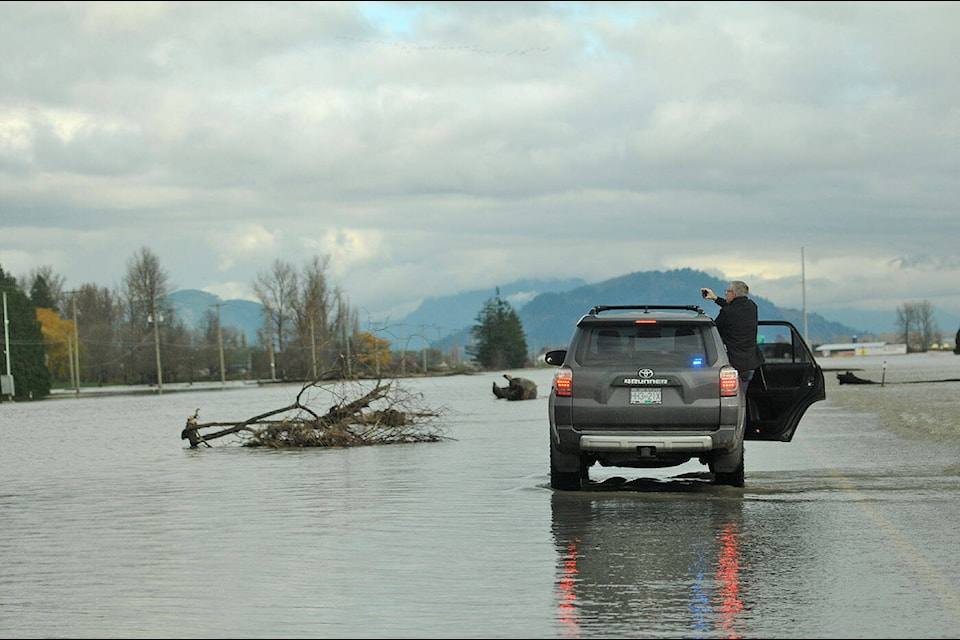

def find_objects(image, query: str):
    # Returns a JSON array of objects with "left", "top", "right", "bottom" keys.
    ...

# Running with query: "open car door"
[{"left": 745, "top": 320, "right": 826, "bottom": 442}]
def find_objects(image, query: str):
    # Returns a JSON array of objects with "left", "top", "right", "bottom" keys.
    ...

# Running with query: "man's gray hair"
[{"left": 728, "top": 280, "right": 750, "bottom": 297}]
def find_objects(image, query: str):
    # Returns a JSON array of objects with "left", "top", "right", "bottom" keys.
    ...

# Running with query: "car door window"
[{"left": 746, "top": 321, "right": 826, "bottom": 442}]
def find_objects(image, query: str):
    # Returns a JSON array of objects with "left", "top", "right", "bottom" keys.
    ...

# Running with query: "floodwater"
[{"left": 2, "top": 353, "right": 960, "bottom": 639}]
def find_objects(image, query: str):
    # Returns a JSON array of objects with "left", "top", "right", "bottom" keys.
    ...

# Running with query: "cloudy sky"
[{"left": 2, "top": 1, "right": 959, "bottom": 335}]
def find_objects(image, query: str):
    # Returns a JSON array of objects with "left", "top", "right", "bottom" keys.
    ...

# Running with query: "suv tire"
[
  {"left": 550, "top": 442, "right": 584, "bottom": 491},
  {"left": 712, "top": 447, "right": 745, "bottom": 487}
]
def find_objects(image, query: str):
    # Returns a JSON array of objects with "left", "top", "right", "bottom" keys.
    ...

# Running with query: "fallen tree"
[
  {"left": 181, "top": 378, "right": 449, "bottom": 448},
  {"left": 492, "top": 374, "right": 538, "bottom": 401},
  {"left": 837, "top": 371, "right": 877, "bottom": 385}
]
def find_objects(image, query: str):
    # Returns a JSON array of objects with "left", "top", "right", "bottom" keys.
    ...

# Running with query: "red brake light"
[
  {"left": 553, "top": 368, "right": 572, "bottom": 397},
  {"left": 720, "top": 367, "right": 740, "bottom": 397}
]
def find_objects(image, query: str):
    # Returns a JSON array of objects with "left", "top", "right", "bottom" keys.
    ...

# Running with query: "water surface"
[{"left": 2, "top": 356, "right": 960, "bottom": 638}]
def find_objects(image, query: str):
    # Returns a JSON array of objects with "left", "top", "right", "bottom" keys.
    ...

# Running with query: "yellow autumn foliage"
[
  {"left": 353, "top": 331, "right": 392, "bottom": 371},
  {"left": 36, "top": 308, "right": 77, "bottom": 381}
]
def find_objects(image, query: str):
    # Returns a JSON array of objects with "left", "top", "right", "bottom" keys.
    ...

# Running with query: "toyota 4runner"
[{"left": 545, "top": 304, "right": 825, "bottom": 489}]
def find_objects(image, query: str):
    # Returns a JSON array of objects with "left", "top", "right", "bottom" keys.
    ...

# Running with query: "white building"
[{"left": 813, "top": 341, "right": 907, "bottom": 357}]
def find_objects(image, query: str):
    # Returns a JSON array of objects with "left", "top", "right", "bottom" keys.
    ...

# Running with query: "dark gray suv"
[{"left": 545, "top": 305, "right": 825, "bottom": 490}]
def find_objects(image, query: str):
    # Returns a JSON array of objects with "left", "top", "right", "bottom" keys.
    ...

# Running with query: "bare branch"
[{"left": 181, "top": 378, "right": 449, "bottom": 449}]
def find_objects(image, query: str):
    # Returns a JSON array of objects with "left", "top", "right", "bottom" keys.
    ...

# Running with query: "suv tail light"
[
  {"left": 553, "top": 367, "right": 573, "bottom": 397},
  {"left": 720, "top": 366, "right": 740, "bottom": 397}
]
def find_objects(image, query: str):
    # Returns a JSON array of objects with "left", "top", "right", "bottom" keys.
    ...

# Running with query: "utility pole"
[
  {"left": 344, "top": 325, "right": 352, "bottom": 378},
  {"left": 269, "top": 336, "right": 277, "bottom": 381},
  {"left": 309, "top": 315, "right": 317, "bottom": 379},
  {"left": 62, "top": 290, "right": 82, "bottom": 394},
  {"left": 1, "top": 291, "right": 10, "bottom": 401},
  {"left": 372, "top": 320, "right": 383, "bottom": 378},
  {"left": 211, "top": 302, "right": 226, "bottom": 387},
  {"left": 801, "top": 246, "right": 808, "bottom": 346},
  {"left": 398, "top": 323, "right": 405, "bottom": 376},
  {"left": 71, "top": 292, "right": 80, "bottom": 395},
  {"left": 151, "top": 297, "right": 163, "bottom": 393},
  {"left": 437, "top": 326, "right": 443, "bottom": 369},
  {"left": 421, "top": 324, "right": 428, "bottom": 373},
  {"left": 67, "top": 336, "right": 75, "bottom": 391}
]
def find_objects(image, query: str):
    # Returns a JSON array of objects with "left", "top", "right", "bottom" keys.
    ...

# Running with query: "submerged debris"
[
  {"left": 836, "top": 370, "right": 960, "bottom": 386},
  {"left": 181, "top": 378, "right": 449, "bottom": 448},
  {"left": 837, "top": 371, "right": 877, "bottom": 385},
  {"left": 492, "top": 374, "right": 538, "bottom": 401}
]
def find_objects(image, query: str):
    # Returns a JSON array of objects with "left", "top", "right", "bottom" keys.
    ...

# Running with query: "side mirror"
[{"left": 544, "top": 349, "right": 567, "bottom": 366}]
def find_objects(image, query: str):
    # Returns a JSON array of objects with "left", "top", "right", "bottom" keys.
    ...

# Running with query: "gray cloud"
[{"left": 2, "top": 1, "right": 959, "bottom": 334}]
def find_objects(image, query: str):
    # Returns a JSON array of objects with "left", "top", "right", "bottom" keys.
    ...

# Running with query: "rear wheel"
[
  {"left": 712, "top": 447, "right": 745, "bottom": 487},
  {"left": 550, "top": 442, "right": 583, "bottom": 491}
]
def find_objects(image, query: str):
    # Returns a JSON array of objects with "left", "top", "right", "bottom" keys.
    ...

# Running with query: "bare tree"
[
  {"left": 253, "top": 259, "right": 298, "bottom": 379},
  {"left": 915, "top": 300, "right": 941, "bottom": 350},
  {"left": 74, "top": 283, "right": 124, "bottom": 385},
  {"left": 199, "top": 307, "right": 240, "bottom": 381},
  {"left": 122, "top": 247, "right": 174, "bottom": 386},
  {"left": 333, "top": 287, "right": 360, "bottom": 377},
  {"left": 251, "top": 255, "right": 360, "bottom": 381},
  {"left": 297, "top": 254, "right": 333, "bottom": 379},
  {"left": 895, "top": 303, "right": 916, "bottom": 349},
  {"left": 895, "top": 300, "right": 941, "bottom": 352}
]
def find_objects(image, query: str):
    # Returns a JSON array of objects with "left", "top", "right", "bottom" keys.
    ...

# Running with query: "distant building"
[{"left": 813, "top": 341, "right": 907, "bottom": 357}]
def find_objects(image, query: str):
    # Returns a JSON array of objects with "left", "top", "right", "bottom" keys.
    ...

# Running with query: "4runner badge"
[{"left": 622, "top": 368, "right": 669, "bottom": 385}]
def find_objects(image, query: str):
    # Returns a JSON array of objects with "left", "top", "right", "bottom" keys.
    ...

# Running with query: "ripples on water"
[
  {"left": 823, "top": 352, "right": 960, "bottom": 450},
  {"left": 2, "top": 356, "right": 960, "bottom": 638}
]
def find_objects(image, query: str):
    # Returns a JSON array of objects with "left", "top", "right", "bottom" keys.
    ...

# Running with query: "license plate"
[{"left": 630, "top": 388, "right": 661, "bottom": 405}]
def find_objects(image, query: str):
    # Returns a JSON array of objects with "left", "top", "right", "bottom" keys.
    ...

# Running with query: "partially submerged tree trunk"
[
  {"left": 492, "top": 374, "right": 538, "bottom": 401},
  {"left": 181, "top": 378, "right": 448, "bottom": 448}
]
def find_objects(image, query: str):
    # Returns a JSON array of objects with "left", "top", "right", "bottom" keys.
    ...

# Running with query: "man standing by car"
[{"left": 700, "top": 280, "right": 765, "bottom": 387}]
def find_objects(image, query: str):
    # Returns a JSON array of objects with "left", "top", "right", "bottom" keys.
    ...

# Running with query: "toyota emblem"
[{"left": 637, "top": 368, "right": 654, "bottom": 378}]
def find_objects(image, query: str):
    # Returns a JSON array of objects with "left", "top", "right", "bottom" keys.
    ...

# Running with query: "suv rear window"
[{"left": 575, "top": 323, "right": 714, "bottom": 367}]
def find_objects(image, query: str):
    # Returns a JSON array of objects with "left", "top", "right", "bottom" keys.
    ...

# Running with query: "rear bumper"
[
  {"left": 551, "top": 422, "right": 741, "bottom": 471},
  {"left": 554, "top": 422, "right": 738, "bottom": 452},
  {"left": 580, "top": 433, "right": 715, "bottom": 453}
]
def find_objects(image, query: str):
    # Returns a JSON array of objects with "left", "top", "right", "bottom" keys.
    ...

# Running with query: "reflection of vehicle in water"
[{"left": 551, "top": 490, "right": 747, "bottom": 638}]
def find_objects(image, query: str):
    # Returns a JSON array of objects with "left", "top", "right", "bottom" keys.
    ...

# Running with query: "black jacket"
[{"left": 713, "top": 296, "right": 765, "bottom": 373}]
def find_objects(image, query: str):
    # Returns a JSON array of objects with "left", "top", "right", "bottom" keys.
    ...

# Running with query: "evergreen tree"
[
  {"left": 0, "top": 264, "right": 52, "bottom": 400},
  {"left": 466, "top": 288, "right": 529, "bottom": 369},
  {"left": 29, "top": 274, "right": 58, "bottom": 311}
]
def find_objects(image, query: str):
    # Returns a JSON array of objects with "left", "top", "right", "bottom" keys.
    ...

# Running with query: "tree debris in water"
[
  {"left": 492, "top": 374, "right": 538, "bottom": 400},
  {"left": 836, "top": 371, "right": 877, "bottom": 385},
  {"left": 181, "top": 379, "right": 449, "bottom": 448}
]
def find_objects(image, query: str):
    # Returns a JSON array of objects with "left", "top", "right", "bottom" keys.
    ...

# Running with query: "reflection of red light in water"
[
  {"left": 716, "top": 523, "right": 744, "bottom": 639},
  {"left": 558, "top": 537, "right": 581, "bottom": 637}
]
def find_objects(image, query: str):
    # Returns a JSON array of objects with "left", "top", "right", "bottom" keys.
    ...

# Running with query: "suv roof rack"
[{"left": 587, "top": 305, "right": 707, "bottom": 316}]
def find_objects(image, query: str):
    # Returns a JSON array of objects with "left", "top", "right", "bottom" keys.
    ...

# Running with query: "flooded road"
[{"left": 1, "top": 353, "right": 959, "bottom": 638}]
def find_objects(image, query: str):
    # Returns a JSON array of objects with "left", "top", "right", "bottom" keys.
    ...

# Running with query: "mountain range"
[
  {"left": 166, "top": 289, "right": 264, "bottom": 341},
  {"left": 169, "top": 268, "right": 873, "bottom": 352}
]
